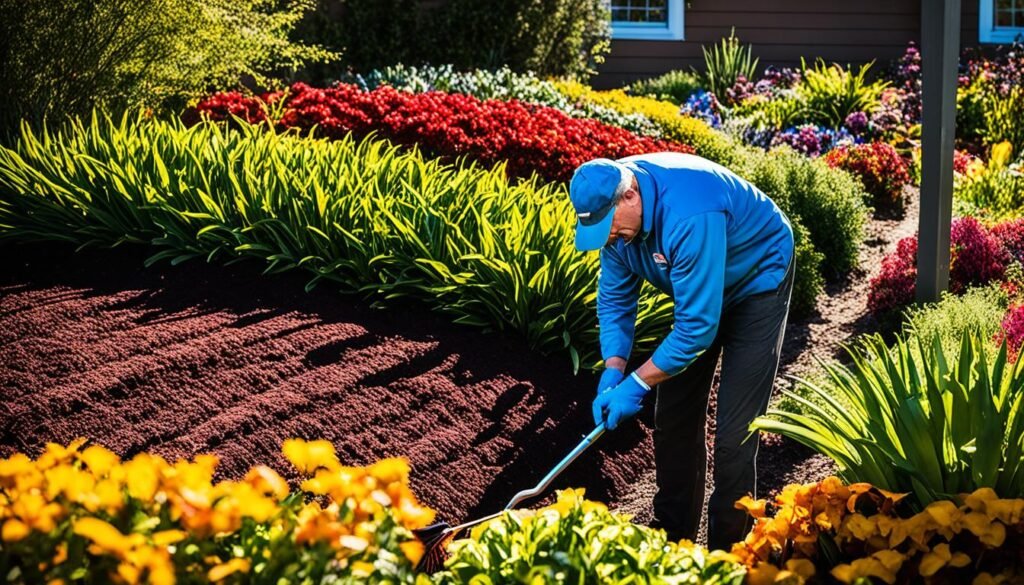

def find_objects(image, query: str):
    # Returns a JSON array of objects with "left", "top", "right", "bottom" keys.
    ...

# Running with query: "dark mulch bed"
[{"left": 0, "top": 242, "right": 657, "bottom": 523}]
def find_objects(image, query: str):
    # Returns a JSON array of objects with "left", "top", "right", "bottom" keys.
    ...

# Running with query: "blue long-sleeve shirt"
[{"left": 597, "top": 153, "right": 794, "bottom": 376}]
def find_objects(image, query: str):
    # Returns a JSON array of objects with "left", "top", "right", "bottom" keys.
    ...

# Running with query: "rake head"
[{"left": 412, "top": 522, "right": 456, "bottom": 574}]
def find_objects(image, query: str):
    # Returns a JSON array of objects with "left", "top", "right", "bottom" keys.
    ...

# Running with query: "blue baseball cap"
[{"left": 569, "top": 158, "right": 630, "bottom": 251}]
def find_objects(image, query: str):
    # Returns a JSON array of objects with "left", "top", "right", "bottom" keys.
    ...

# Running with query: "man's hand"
[
  {"left": 596, "top": 367, "right": 625, "bottom": 395},
  {"left": 592, "top": 373, "right": 650, "bottom": 430}
]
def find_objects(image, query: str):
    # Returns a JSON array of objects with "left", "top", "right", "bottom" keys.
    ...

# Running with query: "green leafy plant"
[
  {"left": 796, "top": 59, "right": 889, "bottom": 128},
  {"left": 0, "top": 0, "right": 334, "bottom": 133},
  {"left": 627, "top": 69, "right": 705, "bottom": 105},
  {"left": 902, "top": 284, "right": 1009, "bottom": 359},
  {"left": 698, "top": 29, "right": 759, "bottom": 99},
  {"left": 955, "top": 141, "right": 1024, "bottom": 220},
  {"left": 434, "top": 489, "right": 746, "bottom": 584},
  {"left": 752, "top": 330, "right": 1024, "bottom": 509},
  {"left": 0, "top": 113, "right": 681, "bottom": 370}
]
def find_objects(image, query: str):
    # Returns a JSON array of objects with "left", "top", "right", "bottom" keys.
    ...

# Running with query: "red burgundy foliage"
[
  {"left": 823, "top": 142, "right": 911, "bottom": 206},
  {"left": 868, "top": 217, "right": 1011, "bottom": 315},
  {"left": 194, "top": 83, "right": 692, "bottom": 183}
]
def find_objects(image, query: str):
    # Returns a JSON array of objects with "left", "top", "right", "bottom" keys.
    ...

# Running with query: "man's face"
[{"left": 604, "top": 178, "right": 643, "bottom": 247}]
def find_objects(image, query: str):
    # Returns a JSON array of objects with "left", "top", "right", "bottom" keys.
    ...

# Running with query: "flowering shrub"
[
  {"left": 770, "top": 124, "right": 853, "bottom": 157},
  {"left": 992, "top": 218, "right": 1024, "bottom": 264},
  {"left": 0, "top": 438, "right": 434, "bottom": 584},
  {"left": 868, "top": 217, "right": 1011, "bottom": 316},
  {"left": 824, "top": 142, "right": 911, "bottom": 207},
  {"left": 680, "top": 89, "right": 723, "bottom": 128},
  {"left": 732, "top": 477, "right": 1024, "bottom": 584},
  {"left": 195, "top": 83, "right": 691, "bottom": 183}
]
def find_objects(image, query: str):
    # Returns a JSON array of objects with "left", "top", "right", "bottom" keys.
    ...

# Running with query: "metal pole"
[{"left": 916, "top": 0, "right": 961, "bottom": 303}]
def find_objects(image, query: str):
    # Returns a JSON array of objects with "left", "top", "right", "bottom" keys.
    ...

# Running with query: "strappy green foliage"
[{"left": 753, "top": 331, "right": 1024, "bottom": 509}]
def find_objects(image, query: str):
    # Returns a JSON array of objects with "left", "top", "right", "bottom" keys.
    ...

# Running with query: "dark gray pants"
[{"left": 652, "top": 259, "right": 793, "bottom": 551}]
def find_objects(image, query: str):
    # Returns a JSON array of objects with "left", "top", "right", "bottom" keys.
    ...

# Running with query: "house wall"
[{"left": 594, "top": 0, "right": 981, "bottom": 89}]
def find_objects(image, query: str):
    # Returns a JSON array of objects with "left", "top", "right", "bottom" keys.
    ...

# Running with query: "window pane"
[
  {"left": 611, "top": 7, "right": 627, "bottom": 21},
  {"left": 996, "top": 8, "right": 1013, "bottom": 26},
  {"left": 997, "top": 0, "right": 1011, "bottom": 9}
]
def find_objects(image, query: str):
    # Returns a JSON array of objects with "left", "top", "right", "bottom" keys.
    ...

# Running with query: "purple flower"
[{"left": 844, "top": 111, "right": 869, "bottom": 136}]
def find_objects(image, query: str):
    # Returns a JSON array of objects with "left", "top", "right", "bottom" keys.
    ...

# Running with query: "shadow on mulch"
[{"left": 0, "top": 242, "right": 662, "bottom": 522}]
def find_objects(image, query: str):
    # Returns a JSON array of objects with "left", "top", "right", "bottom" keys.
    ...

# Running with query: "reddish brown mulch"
[{"left": 0, "top": 242, "right": 655, "bottom": 523}]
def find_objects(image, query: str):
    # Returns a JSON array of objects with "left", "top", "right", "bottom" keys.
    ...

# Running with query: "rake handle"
[
  {"left": 443, "top": 423, "right": 606, "bottom": 535},
  {"left": 504, "top": 423, "right": 605, "bottom": 510}
]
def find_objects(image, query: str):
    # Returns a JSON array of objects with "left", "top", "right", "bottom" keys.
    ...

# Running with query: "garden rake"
[{"left": 413, "top": 423, "right": 606, "bottom": 573}]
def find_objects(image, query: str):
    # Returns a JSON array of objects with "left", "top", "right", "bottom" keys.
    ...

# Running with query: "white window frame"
[
  {"left": 979, "top": 0, "right": 1024, "bottom": 43},
  {"left": 610, "top": 0, "right": 684, "bottom": 41}
]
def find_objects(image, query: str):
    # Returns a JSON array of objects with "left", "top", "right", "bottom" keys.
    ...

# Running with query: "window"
[
  {"left": 610, "top": 0, "right": 684, "bottom": 41},
  {"left": 980, "top": 0, "right": 1024, "bottom": 43}
]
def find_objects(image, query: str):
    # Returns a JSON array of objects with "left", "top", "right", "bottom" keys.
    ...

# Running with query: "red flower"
[{"left": 194, "top": 84, "right": 693, "bottom": 183}]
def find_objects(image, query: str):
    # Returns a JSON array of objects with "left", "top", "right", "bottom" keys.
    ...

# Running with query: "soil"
[{"left": 0, "top": 188, "right": 920, "bottom": 537}]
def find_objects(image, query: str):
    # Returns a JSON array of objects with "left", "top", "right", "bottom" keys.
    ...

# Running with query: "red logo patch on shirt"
[{"left": 652, "top": 253, "right": 668, "bottom": 265}]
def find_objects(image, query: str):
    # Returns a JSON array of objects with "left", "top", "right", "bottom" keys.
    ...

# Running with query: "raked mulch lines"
[{"left": 0, "top": 243, "right": 656, "bottom": 522}]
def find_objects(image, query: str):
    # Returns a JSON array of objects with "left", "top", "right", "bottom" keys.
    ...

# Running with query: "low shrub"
[
  {"left": 626, "top": 69, "right": 704, "bottom": 105},
  {"left": 823, "top": 142, "right": 912, "bottom": 208},
  {"left": 196, "top": 83, "right": 691, "bottom": 183},
  {"left": 869, "top": 216, "right": 1012, "bottom": 317},
  {"left": 434, "top": 489, "right": 746, "bottom": 583},
  {"left": 0, "top": 438, "right": 433, "bottom": 584},
  {"left": 902, "top": 284, "right": 1008, "bottom": 359},
  {"left": 734, "top": 146, "right": 868, "bottom": 280},
  {"left": 732, "top": 477, "right": 1024, "bottom": 584}
]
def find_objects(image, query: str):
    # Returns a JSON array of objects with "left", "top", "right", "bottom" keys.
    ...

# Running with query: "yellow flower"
[
  {"left": 93, "top": 478, "right": 124, "bottom": 514},
  {"left": 79, "top": 445, "right": 120, "bottom": 477},
  {"left": 74, "top": 517, "right": 131, "bottom": 555},
  {"left": 283, "top": 439, "right": 339, "bottom": 475},
  {"left": 400, "top": 540, "right": 425, "bottom": 565},
  {"left": 972, "top": 572, "right": 1008, "bottom": 585},
  {"left": 11, "top": 491, "right": 64, "bottom": 533},
  {"left": 2, "top": 519, "right": 30, "bottom": 542},
  {"left": 368, "top": 457, "right": 410, "bottom": 484},
  {"left": 735, "top": 495, "right": 767, "bottom": 518},
  {"left": 351, "top": 561, "right": 375, "bottom": 576},
  {"left": 991, "top": 141, "right": 1014, "bottom": 168},
  {"left": 244, "top": 465, "right": 289, "bottom": 500},
  {"left": 919, "top": 543, "right": 971, "bottom": 576},
  {"left": 207, "top": 558, "right": 250, "bottom": 582},
  {"left": 785, "top": 558, "right": 816, "bottom": 579},
  {"left": 122, "top": 453, "right": 165, "bottom": 502},
  {"left": 36, "top": 439, "right": 88, "bottom": 470},
  {"left": 831, "top": 557, "right": 896, "bottom": 584},
  {"left": 745, "top": 562, "right": 780, "bottom": 585},
  {"left": 841, "top": 513, "right": 876, "bottom": 541},
  {"left": 871, "top": 550, "right": 906, "bottom": 573},
  {"left": 983, "top": 499, "right": 1024, "bottom": 525},
  {"left": 152, "top": 530, "right": 187, "bottom": 547},
  {"left": 963, "top": 487, "right": 999, "bottom": 512}
]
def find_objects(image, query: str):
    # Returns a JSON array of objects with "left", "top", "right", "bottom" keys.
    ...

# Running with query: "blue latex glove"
[
  {"left": 592, "top": 373, "right": 650, "bottom": 430},
  {"left": 596, "top": 367, "right": 625, "bottom": 395}
]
